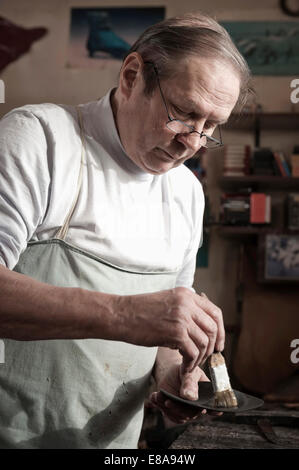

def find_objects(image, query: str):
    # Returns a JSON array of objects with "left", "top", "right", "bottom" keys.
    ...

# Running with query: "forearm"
[{"left": 0, "top": 264, "right": 119, "bottom": 341}]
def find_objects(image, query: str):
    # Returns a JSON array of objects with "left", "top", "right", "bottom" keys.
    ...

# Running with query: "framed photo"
[
  {"left": 260, "top": 234, "right": 299, "bottom": 282},
  {"left": 67, "top": 7, "right": 165, "bottom": 69},
  {"left": 220, "top": 21, "right": 299, "bottom": 75}
]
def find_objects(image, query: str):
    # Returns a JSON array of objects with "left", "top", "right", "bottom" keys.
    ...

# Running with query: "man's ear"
[{"left": 119, "top": 52, "right": 144, "bottom": 98}]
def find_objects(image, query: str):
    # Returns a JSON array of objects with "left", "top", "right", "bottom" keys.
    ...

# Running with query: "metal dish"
[{"left": 161, "top": 382, "right": 264, "bottom": 413}]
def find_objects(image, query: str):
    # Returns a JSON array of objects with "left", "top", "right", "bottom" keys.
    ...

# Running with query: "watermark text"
[
  {"left": 0, "top": 340, "right": 4, "bottom": 364},
  {"left": 290, "top": 79, "right": 299, "bottom": 104},
  {"left": 290, "top": 339, "right": 299, "bottom": 364},
  {"left": 0, "top": 80, "right": 4, "bottom": 103}
]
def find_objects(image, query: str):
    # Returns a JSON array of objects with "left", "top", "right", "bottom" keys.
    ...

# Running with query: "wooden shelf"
[
  {"left": 218, "top": 226, "right": 299, "bottom": 238},
  {"left": 224, "top": 113, "right": 299, "bottom": 131},
  {"left": 218, "top": 115, "right": 299, "bottom": 240},
  {"left": 220, "top": 176, "right": 299, "bottom": 191}
]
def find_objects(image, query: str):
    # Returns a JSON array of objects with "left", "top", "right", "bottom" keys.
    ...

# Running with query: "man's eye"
[
  {"left": 173, "top": 105, "right": 189, "bottom": 116},
  {"left": 204, "top": 122, "right": 216, "bottom": 131}
]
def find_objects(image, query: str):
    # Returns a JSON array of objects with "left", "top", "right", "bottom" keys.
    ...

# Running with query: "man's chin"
[
  {"left": 142, "top": 161, "right": 174, "bottom": 175},
  {"left": 141, "top": 151, "right": 177, "bottom": 174}
]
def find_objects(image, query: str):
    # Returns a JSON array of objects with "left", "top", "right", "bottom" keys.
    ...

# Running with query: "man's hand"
[
  {"left": 116, "top": 287, "right": 225, "bottom": 372},
  {"left": 149, "top": 363, "right": 222, "bottom": 424}
]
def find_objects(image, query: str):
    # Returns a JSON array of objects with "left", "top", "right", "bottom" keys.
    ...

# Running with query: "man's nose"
[
  {"left": 175, "top": 119, "right": 207, "bottom": 152},
  {"left": 175, "top": 131, "right": 204, "bottom": 153}
]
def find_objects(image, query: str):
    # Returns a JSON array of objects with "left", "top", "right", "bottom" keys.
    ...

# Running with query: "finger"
[
  {"left": 160, "top": 399, "right": 206, "bottom": 424},
  {"left": 199, "top": 293, "right": 224, "bottom": 351},
  {"left": 180, "top": 370, "right": 200, "bottom": 400},
  {"left": 151, "top": 389, "right": 209, "bottom": 424},
  {"left": 151, "top": 391, "right": 201, "bottom": 415},
  {"left": 149, "top": 391, "right": 159, "bottom": 406},
  {"left": 179, "top": 365, "right": 210, "bottom": 400},
  {"left": 207, "top": 410, "right": 223, "bottom": 416},
  {"left": 163, "top": 401, "right": 206, "bottom": 423},
  {"left": 190, "top": 314, "right": 217, "bottom": 365},
  {"left": 196, "top": 292, "right": 225, "bottom": 352},
  {"left": 187, "top": 326, "right": 209, "bottom": 370},
  {"left": 179, "top": 334, "right": 203, "bottom": 374}
]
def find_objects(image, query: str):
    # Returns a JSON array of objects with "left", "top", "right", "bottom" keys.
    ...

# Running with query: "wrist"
[{"left": 78, "top": 288, "right": 124, "bottom": 340}]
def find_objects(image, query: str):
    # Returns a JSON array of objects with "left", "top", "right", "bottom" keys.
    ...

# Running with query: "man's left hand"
[{"left": 150, "top": 363, "right": 222, "bottom": 425}]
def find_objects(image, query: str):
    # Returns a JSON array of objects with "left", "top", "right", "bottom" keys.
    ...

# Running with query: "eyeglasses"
[{"left": 144, "top": 62, "right": 223, "bottom": 149}]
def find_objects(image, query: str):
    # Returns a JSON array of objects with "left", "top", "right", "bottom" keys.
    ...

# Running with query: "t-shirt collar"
[{"left": 92, "top": 88, "right": 154, "bottom": 182}]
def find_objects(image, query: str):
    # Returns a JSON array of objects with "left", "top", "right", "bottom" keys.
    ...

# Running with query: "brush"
[{"left": 208, "top": 352, "right": 238, "bottom": 408}]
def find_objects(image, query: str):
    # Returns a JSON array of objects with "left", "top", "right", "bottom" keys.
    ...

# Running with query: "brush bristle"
[
  {"left": 213, "top": 389, "right": 238, "bottom": 408},
  {"left": 208, "top": 352, "right": 238, "bottom": 408}
]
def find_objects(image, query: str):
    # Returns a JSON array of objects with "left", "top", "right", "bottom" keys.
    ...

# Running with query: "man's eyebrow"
[
  {"left": 177, "top": 97, "right": 228, "bottom": 125},
  {"left": 170, "top": 92, "right": 229, "bottom": 126},
  {"left": 210, "top": 117, "right": 228, "bottom": 125}
]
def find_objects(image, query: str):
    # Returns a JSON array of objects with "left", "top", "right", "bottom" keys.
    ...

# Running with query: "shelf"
[
  {"left": 219, "top": 226, "right": 272, "bottom": 238},
  {"left": 224, "top": 113, "right": 299, "bottom": 131},
  {"left": 218, "top": 226, "right": 299, "bottom": 238},
  {"left": 219, "top": 176, "right": 299, "bottom": 191}
]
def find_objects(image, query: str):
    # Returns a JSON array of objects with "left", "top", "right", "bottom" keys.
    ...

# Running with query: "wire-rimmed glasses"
[{"left": 144, "top": 61, "right": 223, "bottom": 149}]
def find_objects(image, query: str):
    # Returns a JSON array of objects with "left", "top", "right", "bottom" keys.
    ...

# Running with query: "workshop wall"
[
  {"left": 0, "top": 0, "right": 298, "bottom": 393},
  {"left": 0, "top": 0, "right": 297, "bottom": 113}
]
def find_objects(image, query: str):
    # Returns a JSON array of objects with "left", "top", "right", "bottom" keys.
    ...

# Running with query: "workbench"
[{"left": 169, "top": 406, "right": 299, "bottom": 449}]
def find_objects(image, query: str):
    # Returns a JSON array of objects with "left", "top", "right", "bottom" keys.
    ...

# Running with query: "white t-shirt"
[{"left": 0, "top": 90, "right": 204, "bottom": 288}]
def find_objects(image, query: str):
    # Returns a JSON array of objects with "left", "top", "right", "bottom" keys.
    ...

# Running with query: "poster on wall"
[
  {"left": 67, "top": 7, "right": 165, "bottom": 69},
  {"left": 0, "top": 16, "right": 47, "bottom": 73},
  {"left": 221, "top": 21, "right": 299, "bottom": 75},
  {"left": 264, "top": 234, "right": 299, "bottom": 281}
]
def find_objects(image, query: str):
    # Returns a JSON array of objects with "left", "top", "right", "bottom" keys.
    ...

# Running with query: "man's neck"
[{"left": 110, "top": 87, "right": 119, "bottom": 133}]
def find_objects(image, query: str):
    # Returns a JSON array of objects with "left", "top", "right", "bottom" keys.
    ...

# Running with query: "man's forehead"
[
  {"left": 166, "top": 86, "right": 234, "bottom": 124},
  {"left": 165, "top": 58, "right": 240, "bottom": 121},
  {"left": 178, "top": 94, "right": 230, "bottom": 124}
]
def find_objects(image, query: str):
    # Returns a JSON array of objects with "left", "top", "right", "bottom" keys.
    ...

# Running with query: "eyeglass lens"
[{"left": 166, "top": 120, "right": 220, "bottom": 148}]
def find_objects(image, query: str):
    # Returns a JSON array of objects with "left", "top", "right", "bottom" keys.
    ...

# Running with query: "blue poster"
[
  {"left": 67, "top": 7, "right": 165, "bottom": 68},
  {"left": 221, "top": 21, "right": 299, "bottom": 75}
]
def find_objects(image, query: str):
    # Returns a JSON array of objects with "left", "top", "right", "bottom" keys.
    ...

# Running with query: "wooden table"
[{"left": 169, "top": 407, "right": 299, "bottom": 449}]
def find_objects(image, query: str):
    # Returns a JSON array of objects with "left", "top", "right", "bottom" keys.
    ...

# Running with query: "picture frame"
[
  {"left": 67, "top": 6, "right": 165, "bottom": 69},
  {"left": 220, "top": 21, "right": 299, "bottom": 75},
  {"left": 258, "top": 233, "right": 299, "bottom": 282}
]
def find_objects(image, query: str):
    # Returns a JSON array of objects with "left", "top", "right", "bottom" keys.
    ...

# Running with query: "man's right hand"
[
  {"left": 0, "top": 265, "right": 224, "bottom": 364},
  {"left": 114, "top": 287, "right": 225, "bottom": 372}
]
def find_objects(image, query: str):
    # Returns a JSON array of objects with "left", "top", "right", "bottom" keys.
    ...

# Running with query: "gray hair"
[{"left": 126, "top": 11, "right": 252, "bottom": 109}]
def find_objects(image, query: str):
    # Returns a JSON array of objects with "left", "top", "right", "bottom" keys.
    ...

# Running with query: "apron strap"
[{"left": 54, "top": 106, "right": 86, "bottom": 240}]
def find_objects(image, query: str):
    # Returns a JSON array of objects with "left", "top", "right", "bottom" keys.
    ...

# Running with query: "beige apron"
[{"left": 0, "top": 108, "right": 179, "bottom": 448}]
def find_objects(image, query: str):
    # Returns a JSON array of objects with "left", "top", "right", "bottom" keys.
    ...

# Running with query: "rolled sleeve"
[{"left": 0, "top": 109, "right": 50, "bottom": 269}]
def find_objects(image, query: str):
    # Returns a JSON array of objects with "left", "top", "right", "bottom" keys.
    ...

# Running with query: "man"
[{"left": 0, "top": 12, "right": 250, "bottom": 448}]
